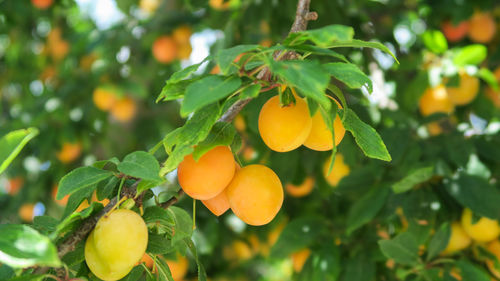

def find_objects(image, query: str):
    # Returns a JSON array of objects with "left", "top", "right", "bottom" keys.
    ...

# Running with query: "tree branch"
[{"left": 52, "top": 0, "right": 317, "bottom": 266}]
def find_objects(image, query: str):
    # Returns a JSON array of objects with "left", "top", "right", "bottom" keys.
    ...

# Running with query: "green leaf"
[
  {"left": 155, "top": 254, "right": 175, "bottom": 281},
  {"left": 169, "top": 206, "right": 193, "bottom": 244},
  {"left": 6, "top": 274, "right": 45, "bottom": 281},
  {"left": 56, "top": 202, "right": 104, "bottom": 238},
  {"left": 118, "top": 151, "right": 161, "bottom": 181},
  {"left": 0, "top": 128, "right": 39, "bottom": 175},
  {"left": 0, "top": 224, "right": 60, "bottom": 268},
  {"left": 147, "top": 233, "right": 174, "bottom": 255},
  {"left": 56, "top": 166, "right": 113, "bottom": 200},
  {"left": 156, "top": 79, "right": 196, "bottom": 103},
  {"left": 287, "top": 45, "right": 348, "bottom": 62},
  {"left": 346, "top": 186, "right": 390, "bottom": 235},
  {"left": 426, "top": 222, "right": 451, "bottom": 261},
  {"left": 239, "top": 84, "right": 261, "bottom": 99},
  {"left": 181, "top": 75, "right": 241, "bottom": 116},
  {"left": 216, "top": 45, "right": 259, "bottom": 74},
  {"left": 343, "top": 109, "right": 392, "bottom": 161},
  {"left": 298, "top": 244, "right": 341, "bottom": 281},
  {"left": 478, "top": 67, "right": 499, "bottom": 91},
  {"left": 169, "top": 62, "right": 204, "bottom": 84},
  {"left": 444, "top": 172, "right": 500, "bottom": 220},
  {"left": 32, "top": 216, "right": 59, "bottom": 234},
  {"left": 184, "top": 238, "right": 208, "bottom": 281},
  {"left": 329, "top": 39, "right": 399, "bottom": 63},
  {"left": 192, "top": 122, "right": 237, "bottom": 161},
  {"left": 324, "top": 62, "right": 373, "bottom": 93},
  {"left": 271, "top": 217, "right": 327, "bottom": 259},
  {"left": 96, "top": 176, "right": 119, "bottom": 201},
  {"left": 270, "top": 60, "right": 330, "bottom": 109},
  {"left": 339, "top": 254, "right": 375, "bottom": 281},
  {"left": 143, "top": 206, "right": 175, "bottom": 234},
  {"left": 284, "top": 25, "right": 354, "bottom": 47},
  {"left": 62, "top": 185, "right": 96, "bottom": 218},
  {"left": 123, "top": 266, "right": 144, "bottom": 281},
  {"left": 61, "top": 240, "right": 85, "bottom": 267},
  {"left": 160, "top": 145, "right": 194, "bottom": 177},
  {"left": 456, "top": 260, "right": 491, "bottom": 281},
  {"left": 92, "top": 157, "right": 120, "bottom": 170},
  {"left": 453, "top": 44, "right": 487, "bottom": 66},
  {"left": 422, "top": 30, "right": 448, "bottom": 54},
  {"left": 392, "top": 166, "right": 434, "bottom": 193},
  {"left": 379, "top": 232, "right": 420, "bottom": 266},
  {"left": 136, "top": 179, "right": 163, "bottom": 194}
]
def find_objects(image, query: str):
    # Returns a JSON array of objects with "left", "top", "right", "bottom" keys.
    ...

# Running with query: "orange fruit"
[
  {"left": 165, "top": 254, "right": 189, "bottom": 280},
  {"left": 177, "top": 42, "right": 192, "bottom": 60},
  {"left": 152, "top": 36, "right": 178, "bottom": 64},
  {"left": 93, "top": 88, "right": 117, "bottom": 111},
  {"left": 6, "top": 177, "right": 23, "bottom": 195},
  {"left": 285, "top": 177, "right": 314, "bottom": 198},
  {"left": 323, "top": 153, "right": 350, "bottom": 187},
  {"left": 291, "top": 248, "right": 311, "bottom": 272},
  {"left": 226, "top": 164, "right": 283, "bottom": 226},
  {"left": 178, "top": 146, "right": 236, "bottom": 200},
  {"left": 441, "top": 20, "right": 469, "bottom": 42},
  {"left": 19, "top": 204, "right": 35, "bottom": 222},
  {"left": 138, "top": 253, "right": 154, "bottom": 269},
  {"left": 418, "top": 85, "right": 454, "bottom": 116},
  {"left": 442, "top": 222, "right": 471, "bottom": 255},
  {"left": 139, "top": 0, "right": 161, "bottom": 13},
  {"left": 201, "top": 189, "right": 230, "bottom": 216},
  {"left": 486, "top": 240, "right": 500, "bottom": 279},
  {"left": 234, "top": 115, "right": 246, "bottom": 132},
  {"left": 56, "top": 142, "right": 82, "bottom": 164},
  {"left": 31, "top": 0, "right": 53, "bottom": 9},
  {"left": 52, "top": 185, "right": 69, "bottom": 206},
  {"left": 110, "top": 97, "right": 137, "bottom": 123},
  {"left": 209, "top": 0, "right": 231, "bottom": 10},
  {"left": 172, "top": 26, "right": 192, "bottom": 45},
  {"left": 447, "top": 72, "right": 479, "bottom": 106},
  {"left": 303, "top": 100, "right": 345, "bottom": 151},
  {"left": 258, "top": 92, "right": 312, "bottom": 152},
  {"left": 468, "top": 12, "right": 496, "bottom": 43},
  {"left": 461, "top": 208, "right": 500, "bottom": 242}
]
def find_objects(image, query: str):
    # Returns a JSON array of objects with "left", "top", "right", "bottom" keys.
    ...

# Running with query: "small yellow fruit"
[
  {"left": 165, "top": 254, "right": 189, "bottom": 280},
  {"left": 303, "top": 100, "right": 345, "bottom": 151},
  {"left": 93, "top": 88, "right": 117, "bottom": 111},
  {"left": 285, "top": 177, "right": 315, "bottom": 198},
  {"left": 419, "top": 85, "right": 454, "bottom": 116},
  {"left": 291, "top": 248, "right": 311, "bottom": 272},
  {"left": 486, "top": 240, "right": 500, "bottom": 279},
  {"left": 110, "top": 97, "right": 137, "bottom": 123},
  {"left": 447, "top": 72, "right": 479, "bottom": 106},
  {"left": 442, "top": 222, "right": 471, "bottom": 254},
  {"left": 85, "top": 209, "right": 148, "bottom": 281},
  {"left": 56, "top": 142, "right": 82, "bottom": 164},
  {"left": 258, "top": 93, "right": 312, "bottom": 152},
  {"left": 322, "top": 153, "right": 350, "bottom": 187},
  {"left": 461, "top": 208, "right": 500, "bottom": 242},
  {"left": 201, "top": 189, "right": 230, "bottom": 216}
]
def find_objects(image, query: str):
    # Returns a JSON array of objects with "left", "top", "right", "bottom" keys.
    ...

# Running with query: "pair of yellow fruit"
[
  {"left": 258, "top": 91, "right": 345, "bottom": 152},
  {"left": 93, "top": 88, "right": 137, "bottom": 123},
  {"left": 152, "top": 26, "right": 193, "bottom": 64},
  {"left": 178, "top": 145, "right": 283, "bottom": 226}
]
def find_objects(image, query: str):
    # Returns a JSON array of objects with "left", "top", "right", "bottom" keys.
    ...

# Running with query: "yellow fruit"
[
  {"left": 93, "top": 88, "right": 117, "bottom": 111},
  {"left": 234, "top": 115, "right": 246, "bottom": 132},
  {"left": 461, "top": 208, "right": 500, "bottom": 242},
  {"left": 178, "top": 146, "right": 236, "bottom": 200},
  {"left": 303, "top": 100, "right": 345, "bottom": 151},
  {"left": 139, "top": 0, "right": 161, "bottom": 13},
  {"left": 258, "top": 93, "right": 312, "bottom": 152},
  {"left": 447, "top": 72, "right": 479, "bottom": 106},
  {"left": 165, "top": 254, "right": 189, "bottom": 280},
  {"left": 468, "top": 12, "right": 497, "bottom": 43},
  {"left": 7, "top": 177, "right": 23, "bottom": 195},
  {"left": 226, "top": 164, "right": 283, "bottom": 226},
  {"left": 110, "top": 97, "right": 137, "bottom": 123},
  {"left": 442, "top": 222, "right": 471, "bottom": 254},
  {"left": 427, "top": 122, "right": 443, "bottom": 136},
  {"left": 19, "top": 204, "right": 35, "bottom": 222},
  {"left": 56, "top": 142, "right": 82, "bottom": 164},
  {"left": 177, "top": 42, "right": 192, "bottom": 60},
  {"left": 85, "top": 209, "right": 148, "bottom": 281},
  {"left": 285, "top": 177, "right": 315, "bottom": 198},
  {"left": 223, "top": 240, "right": 253, "bottom": 261},
  {"left": 172, "top": 26, "right": 192, "bottom": 45},
  {"left": 486, "top": 240, "right": 500, "bottom": 279},
  {"left": 152, "top": 36, "right": 178, "bottom": 64},
  {"left": 201, "top": 189, "right": 230, "bottom": 216},
  {"left": 31, "top": 0, "right": 53, "bottom": 9},
  {"left": 291, "top": 248, "right": 311, "bottom": 272},
  {"left": 323, "top": 153, "right": 350, "bottom": 187},
  {"left": 419, "top": 85, "right": 454, "bottom": 116}
]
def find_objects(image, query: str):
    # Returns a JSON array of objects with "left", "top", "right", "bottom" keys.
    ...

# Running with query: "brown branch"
[{"left": 50, "top": 0, "right": 317, "bottom": 269}]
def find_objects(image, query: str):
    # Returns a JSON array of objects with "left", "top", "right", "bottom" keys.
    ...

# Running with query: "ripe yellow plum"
[
  {"left": 461, "top": 208, "right": 500, "bottom": 242},
  {"left": 303, "top": 100, "right": 345, "bottom": 151},
  {"left": 442, "top": 222, "right": 471, "bottom": 254},
  {"left": 323, "top": 153, "right": 350, "bottom": 187}
]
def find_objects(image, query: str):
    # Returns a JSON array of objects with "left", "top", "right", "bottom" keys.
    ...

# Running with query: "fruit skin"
[
  {"left": 110, "top": 97, "right": 137, "bottom": 123},
  {"left": 165, "top": 254, "right": 189, "bottom": 280},
  {"left": 258, "top": 94, "right": 312, "bottom": 152},
  {"left": 446, "top": 72, "right": 479, "bottom": 106},
  {"left": 152, "top": 36, "right": 178, "bottom": 64},
  {"left": 172, "top": 26, "right": 192, "bottom": 45},
  {"left": 286, "top": 177, "right": 315, "bottom": 198},
  {"left": 139, "top": 0, "right": 161, "bottom": 13},
  {"left": 226, "top": 164, "right": 283, "bottom": 226},
  {"left": 291, "top": 248, "right": 311, "bottom": 272},
  {"left": 486, "top": 240, "right": 500, "bottom": 279},
  {"left": 19, "top": 204, "right": 35, "bottom": 222},
  {"left": 93, "top": 88, "right": 117, "bottom": 111},
  {"left": 468, "top": 12, "right": 496, "bottom": 43},
  {"left": 223, "top": 240, "right": 253, "bottom": 261},
  {"left": 56, "top": 142, "right": 82, "bottom": 164},
  {"left": 418, "top": 85, "right": 454, "bottom": 116},
  {"left": 323, "top": 153, "right": 350, "bottom": 187},
  {"left": 7, "top": 177, "right": 23, "bottom": 195},
  {"left": 486, "top": 66, "right": 500, "bottom": 108},
  {"left": 201, "top": 189, "right": 230, "bottom": 216},
  {"left": 178, "top": 146, "right": 236, "bottom": 200},
  {"left": 303, "top": 100, "right": 345, "bottom": 151},
  {"left": 85, "top": 209, "right": 148, "bottom": 281},
  {"left": 442, "top": 222, "right": 471, "bottom": 254},
  {"left": 31, "top": 0, "right": 53, "bottom": 9},
  {"left": 441, "top": 20, "right": 469, "bottom": 42},
  {"left": 461, "top": 208, "right": 500, "bottom": 242}
]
